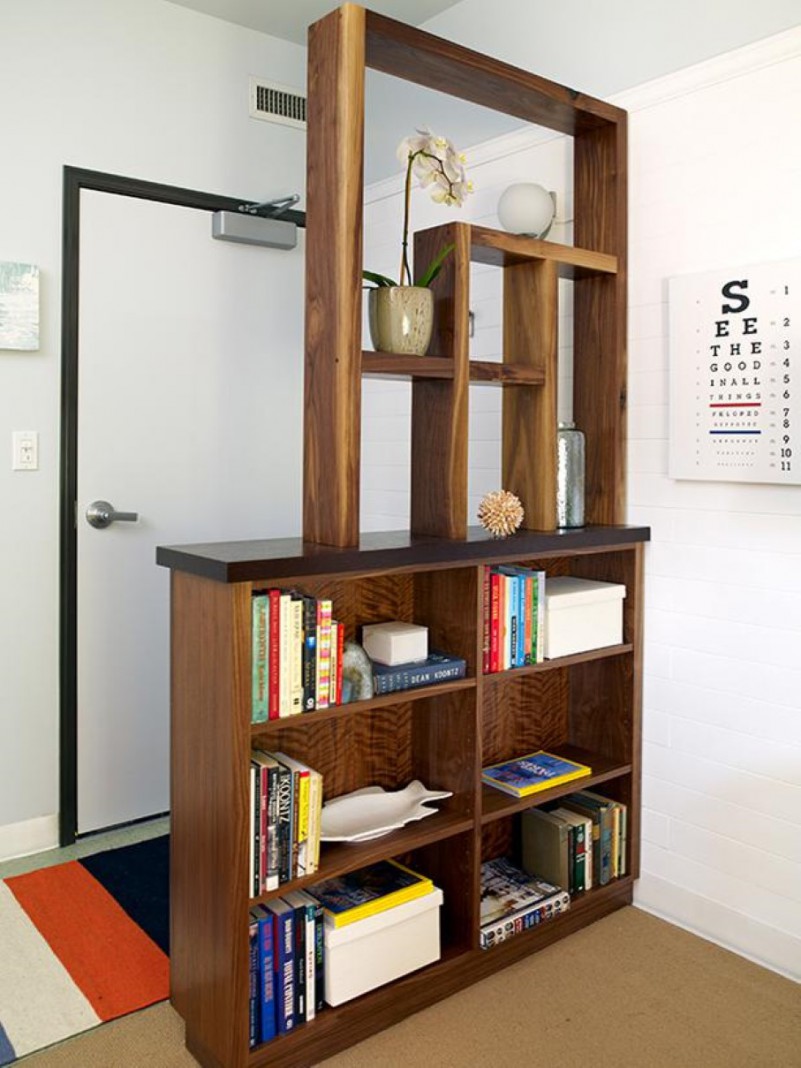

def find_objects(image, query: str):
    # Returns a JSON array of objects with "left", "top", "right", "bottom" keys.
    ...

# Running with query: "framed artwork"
[
  {"left": 0, "top": 261, "right": 39, "bottom": 350},
  {"left": 669, "top": 258, "right": 799, "bottom": 484}
]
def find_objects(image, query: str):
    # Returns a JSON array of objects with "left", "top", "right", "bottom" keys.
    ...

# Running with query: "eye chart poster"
[{"left": 669, "top": 259, "right": 799, "bottom": 484}]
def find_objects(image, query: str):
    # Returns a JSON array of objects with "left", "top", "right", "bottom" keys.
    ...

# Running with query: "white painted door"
[{"left": 77, "top": 191, "right": 304, "bottom": 834}]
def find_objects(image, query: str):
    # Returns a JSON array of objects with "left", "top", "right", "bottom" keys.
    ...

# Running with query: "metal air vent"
[{"left": 249, "top": 78, "right": 306, "bottom": 129}]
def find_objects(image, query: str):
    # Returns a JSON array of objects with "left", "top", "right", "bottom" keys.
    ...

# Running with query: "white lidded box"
[
  {"left": 361, "top": 621, "right": 428, "bottom": 665},
  {"left": 544, "top": 577, "right": 626, "bottom": 659},
  {"left": 324, "top": 887, "right": 443, "bottom": 1005}
]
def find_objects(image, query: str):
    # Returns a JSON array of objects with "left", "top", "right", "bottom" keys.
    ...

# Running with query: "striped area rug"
[{"left": 0, "top": 836, "right": 169, "bottom": 1065}]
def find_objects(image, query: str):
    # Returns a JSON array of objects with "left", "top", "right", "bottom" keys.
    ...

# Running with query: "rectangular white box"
[
  {"left": 323, "top": 887, "right": 443, "bottom": 1005},
  {"left": 361, "top": 621, "right": 428, "bottom": 666},
  {"left": 544, "top": 577, "right": 626, "bottom": 659}
]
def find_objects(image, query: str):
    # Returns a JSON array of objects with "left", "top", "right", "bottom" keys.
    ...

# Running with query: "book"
[
  {"left": 279, "top": 592, "right": 292, "bottom": 717},
  {"left": 329, "top": 620, "right": 339, "bottom": 708},
  {"left": 265, "top": 899, "right": 295, "bottom": 1034},
  {"left": 289, "top": 594, "right": 304, "bottom": 715},
  {"left": 550, "top": 806, "right": 591, "bottom": 892},
  {"left": 273, "top": 752, "right": 311, "bottom": 878},
  {"left": 283, "top": 889, "right": 318, "bottom": 1022},
  {"left": 489, "top": 569, "right": 501, "bottom": 672},
  {"left": 250, "top": 904, "right": 277, "bottom": 1044},
  {"left": 268, "top": 589, "right": 281, "bottom": 720},
  {"left": 301, "top": 594, "right": 317, "bottom": 711},
  {"left": 482, "top": 750, "right": 592, "bottom": 797},
  {"left": 248, "top": 913, "right": 259, "bottom": 1048},
  {"left": 315, "top": 599, "right": 333, "bottom": 709},
  {"left": 307, "top": 859, "right": 433, "bottom": 928},
  {"left": 305, "top": 766, "right": 323, "bottom": 876},
  {"left": 479, "top": 857, "right": 570, "bottom": 949},
  {"left": 520, "top": 807, "right": 571, "bottom": 891},
  {"left": 482, "top": 566, "right": 491, "bottom": 674},
  {"left": 251, "top": 592, "right": 269, "bottom": 723},
  {"left": 269, "top": 755, "right": 293, "bottom": 884},
  {"left": 249, "top": 756, "right": 266, "bottom": 894},
  {"left": 371, "top": 650, "right": 466, "bottom": 695},
  {"left": 561, "top": 791, "right": 613, "bottom": 886},
  {"left": 251, "top": 750, "right": 281, "bottom": 891}
]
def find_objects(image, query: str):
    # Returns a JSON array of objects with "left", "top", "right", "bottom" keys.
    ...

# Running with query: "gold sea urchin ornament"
[{"left": 477, "top": 490, "right": 524, "bottom": 538}]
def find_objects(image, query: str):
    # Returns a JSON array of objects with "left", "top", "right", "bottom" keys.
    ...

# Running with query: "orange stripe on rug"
[{"left": 6, "top": 861, "right": 168, "bottom": 1022}]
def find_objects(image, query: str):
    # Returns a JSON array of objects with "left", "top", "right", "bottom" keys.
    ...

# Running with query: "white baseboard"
[
  {"left": 635, "top": 874, "right": 801, "bottom": 983},
  {"left": 0, "top": 814, "right": 59, "bottom": 863}
]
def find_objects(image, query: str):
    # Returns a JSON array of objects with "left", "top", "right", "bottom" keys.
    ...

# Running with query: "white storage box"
[
  {"left": 361, "top": 621, "right": 428, "bottom": 665},
  {"left": 544, "top": 577, "right": 626, "bottom": 659},
  {"left": 323, "top": 887, "right": 443, "bottom": 1005}
]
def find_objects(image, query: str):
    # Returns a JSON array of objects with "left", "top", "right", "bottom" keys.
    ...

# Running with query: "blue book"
[
  {"left": 371, "top": 651, "right": 466, "bottom": 695},
  {"left": 248, "top": 913, "right": 260, "bottom": 1048},
  {"left": 251, "top": 905, "right": 277, "bottom": 1044},
  {"left": 265, "top": 899, "right": 295, "bottom": 1033}
]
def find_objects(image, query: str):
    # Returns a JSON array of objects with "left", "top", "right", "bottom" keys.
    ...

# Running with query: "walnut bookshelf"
[
  {"left": 160, "top": 5, "right": 641, "bottom": 1067},
  {"left": 158, "top": 527, "right": 647, "bottom": 1068}
]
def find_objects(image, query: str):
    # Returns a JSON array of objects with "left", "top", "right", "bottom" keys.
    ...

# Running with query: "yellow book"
[{"left": 307, "top": 860, "right": 433, "bottom": 928}]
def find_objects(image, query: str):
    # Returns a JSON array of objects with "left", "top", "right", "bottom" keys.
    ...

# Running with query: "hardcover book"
[
  {"left": 251, "top": 592, "right": 269, "bottom": 723},
  {"left": 306, "top": 859, "right": 433, "bottom": 928},
  {"left": 371, "top": 650, "right": 466, "bottom": 695},
  {"left": 482, "top": 750, "right": 591, "bottom": 797}
]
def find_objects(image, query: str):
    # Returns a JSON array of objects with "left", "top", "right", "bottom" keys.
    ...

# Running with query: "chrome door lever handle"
[{"left": 86, "top": 500, "right": 139, "bottom": 529}]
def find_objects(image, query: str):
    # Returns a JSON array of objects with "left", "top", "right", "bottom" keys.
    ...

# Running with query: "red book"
[
  {"left": 335, "top": 619, "right": 345, "bottom": 704},
  {"left": 489, "top": 570, "right": 501, "bottom": 673},
  {"left": 268, "top": 589, "right": 281, "bottom": 720},
  {"left": 482, "top": 566, "right": 491, "bottom": 675}
]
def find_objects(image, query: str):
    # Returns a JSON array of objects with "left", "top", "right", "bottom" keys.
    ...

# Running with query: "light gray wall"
[{"left": 0, "top": 0, "right": 307, "bottom": 854}]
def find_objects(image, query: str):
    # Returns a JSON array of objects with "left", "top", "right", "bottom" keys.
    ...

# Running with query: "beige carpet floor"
[{"left": 19, "top": 906, "right": 801, "bottom": 1068}]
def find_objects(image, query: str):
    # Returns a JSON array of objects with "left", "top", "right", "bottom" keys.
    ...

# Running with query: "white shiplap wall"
[{"left": 362, "top": 27, "right": 801, "bottom": 980}]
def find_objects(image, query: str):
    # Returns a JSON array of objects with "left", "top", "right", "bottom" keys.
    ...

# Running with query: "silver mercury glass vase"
[{"left": 557, "top": 421, "right": 585, "bottom": 528}]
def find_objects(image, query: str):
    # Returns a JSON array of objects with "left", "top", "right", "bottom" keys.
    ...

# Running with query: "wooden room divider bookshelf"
[
  {"left": 303, "top": 3, "right": 627, "bottom": 547},
  {"left": 158, "top": 6, "right": 645, "bottom": 1068}
]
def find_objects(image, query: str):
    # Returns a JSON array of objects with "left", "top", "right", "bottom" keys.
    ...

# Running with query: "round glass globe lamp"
[{"left": 497, "top": 183, "right": 555, "bottom": 238}]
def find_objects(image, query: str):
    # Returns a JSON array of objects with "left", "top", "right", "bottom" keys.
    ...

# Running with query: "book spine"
[
  {"left": 275, "top": 762, "right": 293, "bottom": 884},
  {"left": 249, "top": 764, "right": 258, "bottom": 896},
  {"left": 372, "top": 657, "right": 466, "bottom": 695},
  {"left": 279, "top": 592, "right": 292, "bottom": 717},
  {"left": 501, "top": 573, "right": 510, "bottom": 670},
  {"left": 523, "top": 574, "right": 533, "bottom": 665},
  {"left": 536, "top": 571, "right": 546, "bottom": 662},
  {"left": 572, "top": 818, "right": 586, "bottom": 893},
  {"left": 291, "top": 902, "right": 306, "bottom": 1023},
  {"left": 258, "top": 763, "right": 268, "bottom": 894},
  {"left": 248, "top": 917, "right": 259, "bottom": 1049},
  {"left": 312, "top": 899, "right": 325, "bottom": 1012},
  {"left": 306, "top": 768, "right": 322, "bottom": 875},
  {"left": 272, "top": 909, "right": 295, "bottom": 1034},
  {"left": 301, "top": 595, "right": 317, "bottom": 711},
  {"left": 251, "top": 593, "right": 269, "bottom": 723},
  {"left": 489, "top": 570, "right": 500, "bottom": 673},
  {"left": 516, "top": 573, "right": 525, "bottom": 667},
  {"left": 265, "top": 761, "right": 280, "bottom": 892},
  {"left": 258, "top": 911, "right": 276, "bottom": 1043},
  {"left": 295, "top": 771, "right": 310, "bottom": 877},
  {"left": 268, "top": 590, "right": 281, "bottom": 719},
  {"left": 335, "top": 619, "right": 344, "bottom": 705},
  {"left": 315, "top": 599, "right": 333, "bottom": 709},
  {"left": 482, "top": 566, "right": 491, "bottom": 674},
  {"left": 480, "top": 889, "right": 570, "bottom": 949},
  {"left": 290, "top": 596, "right": 304, "bottom": 715},
  {"left": 329, "top": 621, "right": 339, "bottom": 708}
]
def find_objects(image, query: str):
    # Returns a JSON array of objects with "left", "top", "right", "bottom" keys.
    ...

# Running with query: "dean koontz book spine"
[{"left": 372, "top": 652, "right": 466, "bottom": 695}]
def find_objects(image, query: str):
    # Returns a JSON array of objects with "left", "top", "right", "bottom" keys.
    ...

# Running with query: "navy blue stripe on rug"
[
  {"left": 0, "top": 1020, "right": 17, "bottom": 1066},
  {"left": 80, "top": 836, "right": 169, "bottom": 956}
]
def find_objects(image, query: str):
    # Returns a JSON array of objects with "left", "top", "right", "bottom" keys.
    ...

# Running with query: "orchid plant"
[{"left": 363, "top": 128, "right": 473, "bottom": 289}]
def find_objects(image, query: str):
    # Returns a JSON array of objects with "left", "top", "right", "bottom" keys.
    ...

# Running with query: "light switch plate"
[{"left": 12, "top": 431, "right": 38, "bottom": 471}]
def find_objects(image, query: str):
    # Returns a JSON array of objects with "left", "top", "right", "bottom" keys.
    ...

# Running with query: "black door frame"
[{"left": 59, "top": 166, "right": 305, "bottom": 844}]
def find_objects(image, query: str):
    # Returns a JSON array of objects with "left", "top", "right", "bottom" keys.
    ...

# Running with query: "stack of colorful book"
[
  {"left": 249, "top": 750, "right": 323, "bottom": 894},
  {"left": 480, "top": 857, "right": 570, "bottom": 949},
  {"left": 482, "top": 564, "right": 546, "bottom": 673},
  {"left": 249, "top": 889, "right": 325, "bottom": 1047},
  {"left": 251, "top": 589, "right": 344, "bottom": 722}
]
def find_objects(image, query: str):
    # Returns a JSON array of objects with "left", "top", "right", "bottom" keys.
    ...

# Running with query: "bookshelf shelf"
[
  {"left": 469, "top": 226, "right": 618, "bottom": 276},
  {"left": 250, "top": 676, "right": 476, "bottom": 736},
  {"left": 482, "top": 642, "right": 633, "bottom": 682}
]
